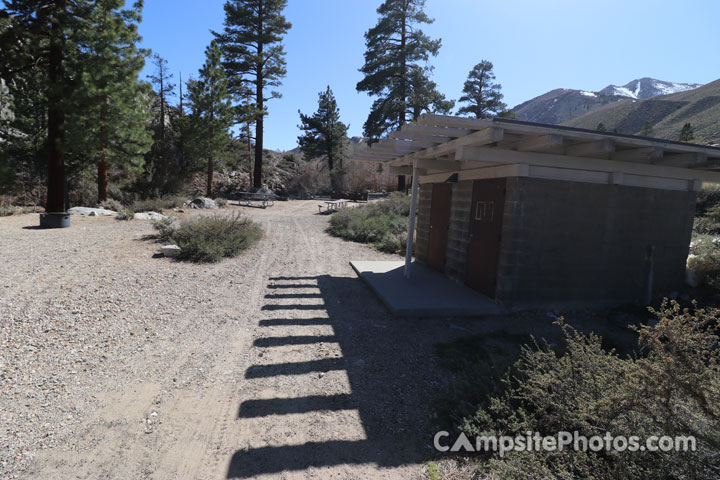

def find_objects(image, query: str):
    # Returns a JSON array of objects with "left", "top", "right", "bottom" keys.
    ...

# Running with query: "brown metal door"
[
  {"left": 427, "top": 183, "right": 452, "bottom": 272},
  {"left": 466, "top": 179, "right": 506, "bottom": 298}
]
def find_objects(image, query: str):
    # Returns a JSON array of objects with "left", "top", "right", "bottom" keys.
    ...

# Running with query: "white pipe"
[{"left": 404, "top": 159, "right": 420, "bottom": 279}]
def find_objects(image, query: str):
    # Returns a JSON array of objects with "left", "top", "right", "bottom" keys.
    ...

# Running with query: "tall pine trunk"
[
  {"left": 46, "top": 0, "right": 66, "bottom": 213},
  {"left": 97, "top": 157, "right": 108, "bottom": 202}
]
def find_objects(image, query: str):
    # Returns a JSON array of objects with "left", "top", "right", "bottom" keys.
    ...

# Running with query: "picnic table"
[
  {"left": 239, "top": 192, "right": 274, "bottom": 209},
  {"left": 318, "top": 199, "right": 350, "bottom": 213}
]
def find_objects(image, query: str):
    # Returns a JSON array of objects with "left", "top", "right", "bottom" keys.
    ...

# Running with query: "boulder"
[
  {"left": 134, "top": 211, "right": 167, "bottom": 221},
  {"left": 161, "top": 245, "right": 181, "bottom": 258},
  {"left": 68, "top": 207, "right": 117, "bottom": 216},
  {"left": 190, "top": 197, "right": 218, "bottom": 209}
]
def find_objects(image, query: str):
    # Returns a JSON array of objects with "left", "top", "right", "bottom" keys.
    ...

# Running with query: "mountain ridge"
[
  {"left": 562, "top": 78, "right": 720, "bottom": 144},
  {"left": 513, "top": 77, "right": 702, "bottom": 125}
]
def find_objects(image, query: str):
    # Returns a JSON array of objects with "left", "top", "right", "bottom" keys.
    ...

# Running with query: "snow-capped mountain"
[
  {"left": 513, "top": 78, "right": 702, "bottom": 125},
  {"left": 598, "top": 78, "right": 702, "bottom": 100}
]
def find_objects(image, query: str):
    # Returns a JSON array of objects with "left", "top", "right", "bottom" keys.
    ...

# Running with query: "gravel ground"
[
  {"left": 0, "top": 200, "right": 647, "bottom": 479},
  {"left": 0, "top": 201, "right": 482, "bottom": 479}
]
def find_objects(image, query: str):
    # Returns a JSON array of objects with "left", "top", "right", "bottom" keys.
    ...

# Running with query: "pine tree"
[
  {"left": 457, "top": 60, "right": 506, "bottom": 119},
  {"left": 71, "top": 0, "right": 152, "bottom": 203},
  {"left": 357, "top": 0, "right": 448, "bottom": 190},
  {"left": 185, "top": 41, "right": 233, "bottom": 197},
  {"left": 297, "top": 86, "right": 349, "bottom": 191},
  {"left": 640, "top": 121, "right": 654, "bottom": 137},
  {"left": 214, "top": 0, "right": 291, "bottom": 190},
  {"left": 596, "top": 122, "right": 607, "bottom": 132},
  {"left": 679, "top": 122, "right": 695, "bottom": 142},
  {"left": 1, "top": 0, "right": 94, "bottom": 213},
  {"left": 0, "top": 10, "right": 48, "bottom": 198},
  {"left": 357, "top": 0, "right": 448, "bottom": 138}
]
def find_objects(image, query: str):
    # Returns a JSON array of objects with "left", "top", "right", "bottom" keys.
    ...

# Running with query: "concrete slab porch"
[{"left": 350, "top": 260, "right": 503, "bottom": 317}]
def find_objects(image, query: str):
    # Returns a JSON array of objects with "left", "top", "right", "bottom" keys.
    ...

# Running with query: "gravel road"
[{"left": 0, "top": 200, "right": 494, "bottom": 479}]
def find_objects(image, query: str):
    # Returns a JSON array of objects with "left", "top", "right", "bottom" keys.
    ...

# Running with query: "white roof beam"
[{"left": 391, "top": 127, "right": 504, "bottom": 164}]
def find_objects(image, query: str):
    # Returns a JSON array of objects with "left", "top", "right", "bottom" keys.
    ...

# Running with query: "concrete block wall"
[
  {"left": 445, "top": 181, "right": 474, "bottom": 283},
  {"left": 414, "top": 184, "right": 432, "bottom": 264},
  {"left": 495, "top": 177, "right": 696, "bottom": 308}
]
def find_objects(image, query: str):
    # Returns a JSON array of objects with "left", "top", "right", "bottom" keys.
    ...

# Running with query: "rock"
[
  {"left": 134, "top": 212, "right": 167, "bottom": 221},
  {"left": 67, "top": 207, "right": 116, "bottom": 216},
  {"left": 190, "top": 197, "right": 218, "bottom": 209},
  {"left": 161, "top": 245, "right": 181, "bottom": 258}
]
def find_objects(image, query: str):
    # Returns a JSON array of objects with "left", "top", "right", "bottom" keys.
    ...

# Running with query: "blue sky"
[{"left": 137, "top": 0, "right": 720, "bottom": 151}]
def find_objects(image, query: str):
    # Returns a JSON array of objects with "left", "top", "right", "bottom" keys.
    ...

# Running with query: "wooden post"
[{"left": 404, "top": 159, "right": 419, "bottom": 279}]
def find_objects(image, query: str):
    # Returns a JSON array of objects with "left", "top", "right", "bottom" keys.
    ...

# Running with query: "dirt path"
[{"left": 2, "top": 201, "right": 489, "bottom": 479}]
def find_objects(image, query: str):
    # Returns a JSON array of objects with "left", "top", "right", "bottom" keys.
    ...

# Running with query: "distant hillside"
[
  {"left": 598, "top": 77, "right": 701, "bottom": 100},
  {"left": 513, "top": 78, "right": 702, "bottom": 125},
  {"left": 563, "top": 79, "right": 720, "bottom": 145},
  {"left": 512, "top": 88, "right": 623, "bottom": 125}
]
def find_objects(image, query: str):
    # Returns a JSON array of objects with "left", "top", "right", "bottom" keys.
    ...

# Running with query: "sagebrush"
[
  {"left": 456, "top": 301, "right": 720, "bottom": 479},
  {"left": 162, "top": 213, "right": 262, "bottom": 263},
  {"left": 328, "top": 192, "right": 410, "bottom": 254}
]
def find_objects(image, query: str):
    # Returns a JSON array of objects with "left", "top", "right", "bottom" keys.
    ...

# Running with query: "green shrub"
[
  {"left": 215, "top": 197, "right": 228, "bottom": 208},
  {"left": 130, "top": 195, "right": 186, "bottom": 213},
  {"left": 169, "top": 213, "right": 261, "bottom": 263},
  {"left": 456, "top": 301, "right": 720, "bottom": 479},
  {"left": 151, "top": 216, "right": 177, "bottom": 239},
  {"left": 328, "top": 193, "right": 410, "bottom": 254}
]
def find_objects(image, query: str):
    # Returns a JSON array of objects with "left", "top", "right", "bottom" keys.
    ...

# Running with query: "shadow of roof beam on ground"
[
  {"left": 268, "top": 276, "right": 320, "bottom": 281},
  {"left": 264, "top": 293, "right": 324, "bottom": 299},
  {"left": 266, "top": 284, "right": 322, "bottom": 290},
  {"left": 259, "top": 318, "right": 333, "bottom": 327},
  {"left": 238, "top": 394, "right": 354, "bottom": 418},
  {"left": 254, "top": 335, "right": 337, "bottom": 348},
  {"left": 245, "top": 358, "right": 345, "bottom": 379},
  {"left": 261, "top": 304, "right": 327, "bottom": 311},
  {"left": 226, "top": 440, "right": 386, "bottom": 478}
]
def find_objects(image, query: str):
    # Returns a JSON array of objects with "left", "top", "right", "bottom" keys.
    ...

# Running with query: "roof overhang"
[{"left": 352, "top": 115, "right": 720, "bottom": 192}]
